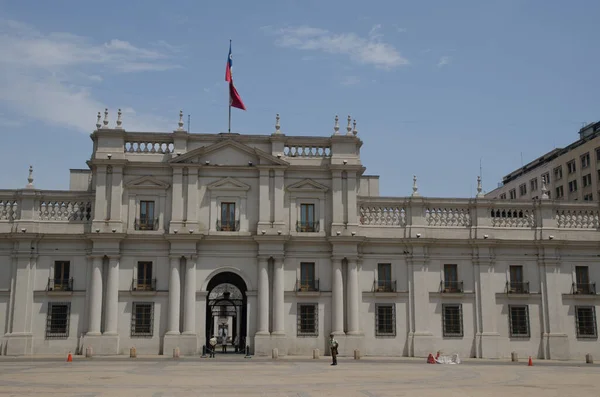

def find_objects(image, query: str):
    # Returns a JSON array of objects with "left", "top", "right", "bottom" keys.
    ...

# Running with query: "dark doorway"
[{"left": 205, "top": 272, "right": 248, "bottom": 354}]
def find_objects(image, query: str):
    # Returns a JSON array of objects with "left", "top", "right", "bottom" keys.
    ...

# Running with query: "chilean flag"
[
  {"left": 229, "top": 81, "right": 246, "bottom": 110},
  {"left": 225, "top": 41, "right": 232, "bottom": 82}
]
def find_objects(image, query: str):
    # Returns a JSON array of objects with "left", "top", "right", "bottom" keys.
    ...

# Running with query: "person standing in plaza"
[
  {"left": 329, "top": 333, "right": 339, "bottom": 366},
  {"left": 209, "top": 335, "right": 217, "bottom": 358}
]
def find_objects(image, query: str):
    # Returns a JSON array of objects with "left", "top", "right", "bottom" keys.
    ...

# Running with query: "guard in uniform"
[
  {"left": 329, "top": 333, "right": 339, "bottom": 366},
  {"left": 209, "top": 335, "right": 217, "bottom": 358}
]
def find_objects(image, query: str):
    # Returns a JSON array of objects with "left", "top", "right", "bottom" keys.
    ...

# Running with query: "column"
[
  {"left": 257, "top": 257, "right": 270, "bottom": 334},
  {"left": 88, "top": 256, "right": 103, "bottom": 335},
  {"left": 93, "top": 166, "right": 107, "bottom": 221},
  {"left": 104, "top": 256, "right": 120, "bottom": 335},
  {"left": 347, "top": 258, "right": 360, "bottom": 334},
  {"left": 109, "top": 166, "right": 123, "bottom": 221},
  {"left": 183, "top": 257, "right": 196, "bottom": 334},
  {"left": 331, "top": 258, "right": 344, "bottom": 334},
  {"left": 272, "top": 257, "right": 285, "bottom": 335},
  {"left": 171, "top": 168, "right": 184, "bottom": 223},
  {"left": 167, "top": 257, "right": 181, "bottom": 334}
]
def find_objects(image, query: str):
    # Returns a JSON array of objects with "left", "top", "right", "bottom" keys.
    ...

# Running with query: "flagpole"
[{"left": 228, "top": 100, "right": 232, "bottom": 133}]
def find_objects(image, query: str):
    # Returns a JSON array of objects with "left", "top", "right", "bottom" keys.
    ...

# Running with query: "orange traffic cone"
[
  {"left": 67, "top": 351, "right": 73, "bottom": 362},
  {"left": 528, "top": 356, "right": 533, "bottom": 366}
]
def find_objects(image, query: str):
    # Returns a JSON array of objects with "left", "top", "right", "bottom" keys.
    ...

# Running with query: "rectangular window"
[
  {"left": 575, "top": 306, "right": 597, "bottom": 338},
  {"left": 499, "top": 193, "right": 507, "bottom": 200},
  {"left": 442, "top": 304, "right": 463, "bottom": 337},
  {"left": 509, "top": 265, "right": 528, "bottom": 293},
  {"left": 297, "top": 303, "right": 318, "bottom": 336},
  {"left": 568, "top": 180, "right": 578, "bottom": 192},
  {"left": 530, "top": 178, "right": 538, "bottom": 192},
  {"left": 567, "top": 160, "right": 576, "bottom": 174},
  {"left": 555, "top": 185, "right": 564, "bottom": 198},
  {"left": 583, "top": 173, "right": 592, "bottom": 187},
  {"left": 584, "top": 193, "right": 594, "bottom": 201},
  {"left": 299, "top": 203, "right": 316, "bottom": 232},
  {"left": 139, "top": 201, "right": 155, "bottom": 230},
  {"left": 131, "top": 302, "right": 154, "bottom": 337},
  {"left": 509, "top": 189, "right": 517, "bottom": 199},
  {"left": 376, "top": 263, "right": 394, "bottom": 292},
  {"left": 596, "top": 147, "right": 600, "bottom": 162},
  {"left": 299, "top": 262, "right": 317, "bottom": 291},
  {"left": 509, "top": 305, "right": 530, "bottom": 337},
  {"left": 375, "top": 304, "right": 395, "bottom": 336},
  {"left": 46, "top": 302, "right": 70, "bottom": 339},
  {"left": 52, "top": 261, "right": 71, "bottom": 291},
  {"left": 554, "top": 166, "right": 563, "bottom": 181},
  {"left": 519, "top": 183, "right": 527, "bottom": 196},
  {"left": 443, "top": 264, "right": 461, "bottom": 292},
  {"left": 575, "top": 266, "right": 593, "bottom": 294},
  {"left": 542, "top": 172, "right": 550, "bottom": 185},
  {"left": 220, "top": 202, "right": 236, "bottom": 231},
  {"left": 581, "top": 153, "right": 590, "bottom": 169},
  {"left": 137, "top": 262, "right": 154, "bottom": 291}
]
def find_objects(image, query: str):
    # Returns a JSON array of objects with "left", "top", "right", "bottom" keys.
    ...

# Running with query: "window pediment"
[
  {"left": 207, "top": 177, "right": 250, "bottom": 192},
  {"left": 286, "top": 178, "right": 329, "bottom": 193},
  {"left": 125, "top": 176, "right": 170, "bottom": 190}
]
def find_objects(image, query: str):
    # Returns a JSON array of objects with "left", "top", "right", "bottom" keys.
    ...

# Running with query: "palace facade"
[{"left": 1, "top": 110, "right": 599, "bottom": 359}]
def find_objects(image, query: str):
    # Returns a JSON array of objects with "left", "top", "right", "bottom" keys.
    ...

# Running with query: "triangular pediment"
[
  {"left": 286, "top": 178, "right": 329, "bottom": 192},
  {"left": 207, "top": 177, "right": 250, "bottom": 191},
  {"left": 169, "top": 139, "right": 289, "bottom": 166},
  {"left": 125, "top": 176, "right": 170, "bottom": 189}
]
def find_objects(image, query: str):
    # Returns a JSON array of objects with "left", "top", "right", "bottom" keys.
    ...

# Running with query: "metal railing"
[
  {"left": 296, "top": 279, "right": 320, "bottom": 292},
  {"left": 47, "top": 278, "right": 73, "bottom": 292},
  {"left": 441, "top": 280, "right": 463, "bottom": 293},
  {"left": 216, "top": 219, "right": 240, "bottom": 231},
  {"left": 507, "top": 281, "right": 530, "bottom": 294},
  {"left": 132, "top": 278, "right": 157, "bottom": 292},
  {"left": 373, "top": 280, "right": 396, "bottom": 292},
  {"left": 134, "top": 218, "right": 159, "bottom": 231},
  {"left": 572, "top": 282, "right": 596, "bottom": 295},
  {"left": 296, "top": 220, "right": 320, "bottom": 232}
]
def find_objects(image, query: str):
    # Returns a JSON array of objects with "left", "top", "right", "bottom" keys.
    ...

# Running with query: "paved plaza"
[{"left": 0, "top": 356, "right": 598, "bottom": 397}]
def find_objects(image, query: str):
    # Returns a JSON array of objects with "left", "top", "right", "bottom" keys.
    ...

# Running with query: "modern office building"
[{"left": 1, "top": 110, "right": 599, "bottom": 360}]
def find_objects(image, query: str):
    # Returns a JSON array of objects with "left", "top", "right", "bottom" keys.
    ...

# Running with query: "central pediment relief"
[
  {"left": 207, "top": 177, "right": 250, "bottom": 191},
  {"left": 125, "top": 175, "right": 170, "bottom": 190},
  {"left": 286, "top": 178, "right": 329, "bottom": 192},
  {"left": 169, "top": 139, "right": 289, "bottom": 167}
]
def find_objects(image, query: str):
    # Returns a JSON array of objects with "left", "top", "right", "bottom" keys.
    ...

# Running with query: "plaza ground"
[{"left": 0, "top": 356, "right": 598, "bottom": 396}]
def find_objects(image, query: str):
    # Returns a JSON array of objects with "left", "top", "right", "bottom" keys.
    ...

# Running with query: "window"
[
  {"left": 136, "top": 262, "right": 154, "bottom": 291},
  {"left": 442, "top": 304, "right": 463, "bottom": 337},
  {"left": 568, "top": 180, "right": 578, "bottom": 192},
  {"left": 376, "top": 263, "right": 394, "bottom": 292},
  {"left": 299, "top": 262, "right": 317, "bottom": 291},
  {"left": 529, "top": 178, "right": 538, "bottom": 192},
  {"left": 298, "top": 203, "right": 317, "bottom": 232},
  {"left": 509, "top": 305, "right": 530, "bottom": 337},
  {"left": 499, "top": 193, "right": 507, "bottom": 200},
  {"left": 519, "top": 183, "right": 527, "bottom": 196},
  {"left": 581, "top": 153, "right": 590, "bottom": 169},
  {"left": 567, "top": 160, "right": 576, "bottom": 174},
  {"left": 554, "top": 166, "right": 563, "bottom": 181},
  {"left": 596, "top": 147, "right": 600, "bottom": 162},
  {"left": 51, "top": 261, "right": 71, "bottom": 291},
  {"left": 555, "top": 185, "right": 564, "bottom": 198},
  {"left": 583, "top": 173, "right": 592, "bottom": 187},
  {"left": 542, "top": 172, "right": 550, "bottom": 185},
  {"left": 575, "top": 306, "right": 597, "bottom": 338},
  {"left": 131, "top": 302, "right": 154, "bottom": 337},
  {"left": 584, "top": 193, "right": 594, "bottom": 201},
  {"left": 375, "top": 304, "right": 395, "bottom": 336},
  {"left": 575, "top": 266, "right": 594, "bottom": 294},
  {"left": 509, "top": 189, "right": 517, "bottom": 199},
  {"left": 46, "top": 302, "right": 70, "bottom": 339},
  {"left": 219, "top": 202, "right": 237, "bottom": 231},
  {"left": 443, "top": 264, "right": 461, "bottom": 292},
  {"left": 138, "top": 201, "right": 156, "bottom": 230},
  {"left": 297, "top": 303, "right": 318, "bottom": 336},
  {"left": 509, "top": 265, "right": 528, "bottom": 293}
]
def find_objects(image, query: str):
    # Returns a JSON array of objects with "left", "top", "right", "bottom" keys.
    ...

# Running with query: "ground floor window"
[
  {"left": 575, "top": 306, "right": 597, "bottom": 338},
  {"left": 509, "top": 305, "right": 530, "bottom": 337},
  {"left": 442, "top": 304, "right": 463, "bottom": 337},
  {"left": 131, "top": 302, "right": 154, "bottom": 337},
  {"left": 375, "top": 304, "right": 395, "bottom": 337},
  {"left": 297, "top": 303, "right": 318, "bottom": 336},
  {"left": 46, "top": 302, "right": 70, "bottom": 339}
]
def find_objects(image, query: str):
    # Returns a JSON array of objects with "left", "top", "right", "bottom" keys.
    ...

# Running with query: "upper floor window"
[
  {"left": 584, "top": 193, "right": 594, "bottom": 201},
  {"left": 376, "top": 263, "right": 395, "bottom": 292},
  {"left": 596, "top": 147, "right": 600, "bottom": 162},
  {"left": 50, "top": 261, "right": 72, "bottom": 291},
  {"left": 299, "top": 262, "right": 318, "bottom": 291},
  {"left": 519, "top": 183, "right": 527, "bottom": 196},
  {"left": 509, "top": 265, "right": 528, "bottom": 293},
  {"left": 530, "top": 178, "right": 538, "bottom": 192},
  {"left": 499, "top": 193, "right": 507, "bottom": 200},
  {"left": 298, "top": 203, "right": 317, "bottom": 232},
  {"left": 135, "top": 262, "right": 155, "bottom": 291},
  {"left": 509, "top": 189, "right": 517, "bottom": 199},
  {"left": 555, "top": 185, "right": 564, "bottom": 198},
  {"left": 443, "top": 264, "right": 462, "bottom": 293},
  {"left": 567, "top": 160, "right": 576, "bottom": 174},
  {"left": 137, "top": 201, "right": 157, "bottom": 230},
  {"left": 568, "top": 180, "right": 578, "bottom": 193},
  {"left": 554, "top": 166, "right": 563, "bottom": 181},
  {"left": 542, "top": 172, "right": 550, "bottom": 185},
  {"left": 581, "top": 153, "right": 590, "bottom": 169},
  {"left": 219, "top": 202, "right": 238, "bottom": 231},
  {"left": 583, "top": 173, "right": 592, "bottom": 187},
  {"left": 575, "top": 266, "right": 595, "bottom": 294}
]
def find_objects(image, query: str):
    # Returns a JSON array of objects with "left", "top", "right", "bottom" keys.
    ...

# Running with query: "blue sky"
[{"left": 1, "top": 0, "right": 599, "bottom": 197}]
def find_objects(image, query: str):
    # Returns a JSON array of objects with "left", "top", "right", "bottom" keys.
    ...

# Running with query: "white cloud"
[
  {"left": 266, "top": 25, "right": 409, "bottom": 70},
  {"left": 0, "top": 18, "right": 179, "bottom": 133},
  {"left": 437, "top": 56, "right": 451, "bottom": 67},
  {"left": 341, "top": 76, "right": 360, "bottom": 86}
]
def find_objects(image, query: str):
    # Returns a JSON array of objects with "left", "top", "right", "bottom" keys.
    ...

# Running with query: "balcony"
[
  {"left": 441, "top": 280, "right": 463, "bottom": 293},
  {"left": 134, "top": 218, "right": 159, "bottom": 231},
  {"left": 296, "top": 279, "right": 320, "bottom": 292},
  {"left": 216, "top": 219, "right": 240, "bottom": 232},
  {"left": 296, "top": 220, "right": 320, "bottom": 233},
  {"left": 507, "top": 281, "right": 530, "bottom": 294},
  {"left": 47, "top": 278, "right": 73, "bottom": 292},
  {"left": 132, "top": 278, "right": 157, "bottom": 292},
  {"left": 572, "top": 282, "right": 596, "bottom": 295},
  {"left": 373, "top": 280, "right": 396, "bottom": 293}
]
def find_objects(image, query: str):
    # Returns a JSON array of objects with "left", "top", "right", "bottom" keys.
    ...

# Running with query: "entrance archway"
[{"left": 205, "top": 272, "right": 248, "bottom": 354}]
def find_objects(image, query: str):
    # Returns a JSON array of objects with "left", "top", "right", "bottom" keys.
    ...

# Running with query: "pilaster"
[
  {"left": 169, "top": 167, "right": 184, "bottom": 232},
  {"left": 185, "top": 167, "right": 199, "bottom": 231},
  {"left": 257, "top": 169, "right": 271, "bottom": 230},
  {"left": 409, "top": 246, "right": 434, "bottom": 357},
  {"left": 92, "top": 165, "right": 108, "bottom": 225},
  {"left": 331, "top": 170, "right": 344, "bottom": 233},
  {"left": 541, "top": 248, "right": 569, "bottom": 359},
  {"left": 331, "top": 257, "right": 344, "bottom": 335},
  {"left": 473, "top": 246, "right": 501, "bottom": 359},
  {"left": 272, "top": 170, "right": 286, "bottom": 231},
  {"left": 5, "top": 251, "right": 35, "bottom": 355},
  {"left": 108, "top": 166, "right": 123, "bottom": 231}
]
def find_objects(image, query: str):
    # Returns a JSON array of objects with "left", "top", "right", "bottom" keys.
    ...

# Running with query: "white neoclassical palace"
[{"left": 1, "top": 110, "right": 600, "bottom": 359}]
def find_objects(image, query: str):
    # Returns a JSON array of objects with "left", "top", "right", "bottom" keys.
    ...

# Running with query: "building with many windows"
[
  {"left": 487, "top": 121, "right": 600, "bottom": 201},
  {"left": 1, "top": 110, "right": 600, "bottom": 360}
]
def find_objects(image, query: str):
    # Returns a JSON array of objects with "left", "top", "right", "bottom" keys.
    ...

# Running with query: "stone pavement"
[{"left": 0, "top": 356, "right": 598, "bottom": 396}]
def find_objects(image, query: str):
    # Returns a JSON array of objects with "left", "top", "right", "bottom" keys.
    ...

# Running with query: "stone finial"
[
  {"left": 274, "top": 113, "right": 281, "bottom": 134},
  {"left": 346, "top": 115, "right": 352, "bottom": 135},
  {"left": 541, "top": 175, "right": 549, "bottom": 200},
  {"left": 115, "top": 108, "right": 123, "bottom": 129},
  {"left": 102, "top": 108, "right": 109, "bottom": 128},
  {"left": 352, "top": 119, "right": 358, "bottom": 136},
  {"left": 411, "top": 175, "right": 420, "bottom": 197},
  {"left": 177, "top": 110, "right": 184, "bottom": 130},
  {"left": 26, "top": 165, "right": 34, "bottom": 189},
  {"left": 476, "top": 176, "right": 484, "bottom": 198},
  {"left": 96, "top": 112, "right": 102, "bottom": 129},
  {"left": 334, "top": 115, "right": 340, "bottom": 135}
]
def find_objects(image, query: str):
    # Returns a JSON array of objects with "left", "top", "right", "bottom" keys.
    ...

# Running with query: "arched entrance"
[{"left": 205, "top": 272, "right": 248, "bottom": 354}]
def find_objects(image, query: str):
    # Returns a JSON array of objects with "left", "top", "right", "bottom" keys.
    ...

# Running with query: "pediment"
[
  {"left": 207, "top": 177, "right": 250, "bottom": 191},
  {"left": 125, "top": 176, "right": 170, "bottom": 189},
  {"left": 169, "top": 139, "right": 289, "bottom": 166},
  {"left": 286, "top": 178, "right": 329, "bottom": 192}
]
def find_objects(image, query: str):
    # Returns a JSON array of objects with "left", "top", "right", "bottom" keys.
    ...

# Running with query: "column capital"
[{"left": 108, "top": 255, "right": 121, "bottom": 261}]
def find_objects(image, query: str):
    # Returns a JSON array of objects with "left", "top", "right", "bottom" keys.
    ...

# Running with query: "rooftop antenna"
[
  {"left": 520, "top": 152, "right": 524, "bottom": 167},
  {"left": 479, "top": 158, "right": 483, "bottom": 193},
  {"left": 188, "top": 114, "right": 191, "bottom": 133}
]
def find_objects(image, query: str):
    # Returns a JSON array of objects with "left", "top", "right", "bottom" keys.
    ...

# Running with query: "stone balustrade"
[
  {"left": 284, "top": 144, "right": 332, "bottom": 158},
  {"left": 38, "top": 198, "right": 93, "bottom": 222},
  {"left": 124, "top": 133, "right": 175, "bottom": 154},
  {"left": 0, "top": 197, "right": 20, "bottom": 221}
]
